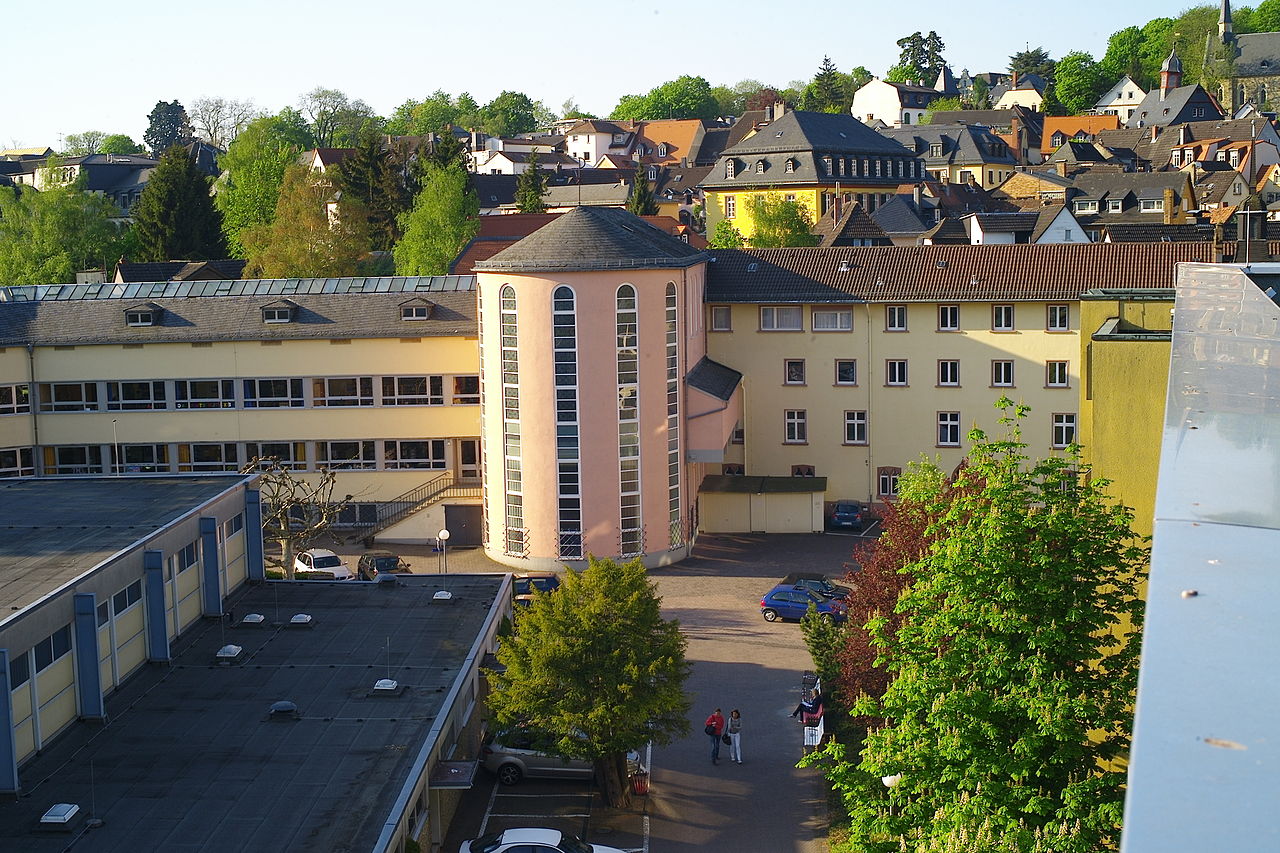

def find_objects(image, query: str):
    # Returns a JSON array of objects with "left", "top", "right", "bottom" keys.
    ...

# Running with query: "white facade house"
[
  {"left": 1095, "top": 76, "right": 1148, "bottom": 122},
  {"left": 851, "top": 79, "right": 945, "bottom": 128}
]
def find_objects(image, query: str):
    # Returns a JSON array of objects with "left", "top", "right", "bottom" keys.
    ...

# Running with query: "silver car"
[{"left": 482, "top": 728, "right": 640, "bottom": 786}]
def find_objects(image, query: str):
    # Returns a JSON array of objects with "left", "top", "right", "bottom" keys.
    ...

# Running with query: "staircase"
[{"left": 346, "top": 472, "right": 482, "bottom": 545}]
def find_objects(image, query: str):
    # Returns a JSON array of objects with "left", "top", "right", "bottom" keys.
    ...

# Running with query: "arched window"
[
  {"left": 665, "top": 283, "right": 682, "bottom": 548},
  {"left": 499, "top": 286, "right": 524, "bottom": 556},
  {"left": 617, "top": 285, "right": 642, "bottom": 557},
  {"left": 552, "top": 286, "right": 582, "bottom": 559}
]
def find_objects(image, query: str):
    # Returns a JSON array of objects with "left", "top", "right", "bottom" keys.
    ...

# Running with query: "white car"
[
  {"left": 460, "top": 827, "right": 625, "bottom": 853},
  {"left": 293, "top": 548, "right": 352, "bottom": 580}
]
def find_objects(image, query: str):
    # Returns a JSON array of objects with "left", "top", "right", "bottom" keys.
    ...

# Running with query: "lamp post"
[{"left": 438, "top": 528, "right": 451, "bottom": 575}]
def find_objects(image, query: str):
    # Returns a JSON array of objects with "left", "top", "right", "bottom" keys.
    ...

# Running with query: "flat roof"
[
  {"left": 0, "top": 476, "right": 250, "bottom": 617},
  {"left": 0, "top": 574, "right": 505, "bottom": 852}
]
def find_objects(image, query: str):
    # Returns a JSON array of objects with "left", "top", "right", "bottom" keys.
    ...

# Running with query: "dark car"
[
  {"left": 828, "top": 500, "right": 868, "bottom": 530},
  {"left": 760, "top": 584, "right": 847, "bottom": 623},
  {"left": 357, "top": 550, "right": 412, "bottom": 580},
  {"left": 513, "top": 572, "right": 560, "bottom": 606},
  {"left": 780, "top": 572, "right": 852, "bottom": 600}
]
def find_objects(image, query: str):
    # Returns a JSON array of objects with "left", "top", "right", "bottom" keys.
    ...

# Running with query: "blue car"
[{"left": 760, "top": 584, "right": 847, "bottom": 623}]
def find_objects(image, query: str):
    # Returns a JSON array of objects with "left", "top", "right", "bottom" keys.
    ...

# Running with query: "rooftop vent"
[
  {"left": 241, "top": 613, "right": 265, "bottom": 626},
  {"left": 268, "top": 700, "right": 299, "bottom": 719},
  {"left": 216, "top": 644, "right": 242, "bottom": 663},
  {"left": 289, "top": 613, "right": 313, "bottom": 626},
  {"left": 40, "top": 804, "right": 80, "bottom": 825},
  {"left": 374, "top": 678, "right": 399, "bottom": 692},
  {"left": 433, "top": 590, "right": 454, "bottom": 602}
]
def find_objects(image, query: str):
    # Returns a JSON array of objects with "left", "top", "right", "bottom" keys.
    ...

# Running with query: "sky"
[{"left": 5, "top": 0, "right": 1185, "bottom": 149}]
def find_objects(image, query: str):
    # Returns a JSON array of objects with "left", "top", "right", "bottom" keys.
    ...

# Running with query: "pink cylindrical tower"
[{"left": 474, "top": 209, "right": 709, "bottom": 569}]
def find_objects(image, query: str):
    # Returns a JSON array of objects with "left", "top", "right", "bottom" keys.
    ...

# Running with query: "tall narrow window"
[
  {"left": 553, "top": 286, "right": 582, "bottom": 559},
  {"left": 666, "top": 283, "right": 683, "bottom": 548},
  {"left": 618, "top": 285, "right": 643, "bottom": 557},
  {"left": 500, "top": 286, "right": 525, "bottom": 557}
]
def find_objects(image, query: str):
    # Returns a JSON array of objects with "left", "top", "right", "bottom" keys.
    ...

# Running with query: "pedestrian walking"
[
  {"left": 704, "top": 708, "right": 725, "bottom": 764},
  {"left": 728, "top": 709, "right": 742, "bottom": 763}
]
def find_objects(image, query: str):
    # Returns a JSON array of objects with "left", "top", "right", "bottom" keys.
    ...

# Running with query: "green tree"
[
  {"left": 100, "top": 134, "right": 145, "bottom": 155},
  {"left": 708, "top": 218, "right": 745, "bottom": 248},
  {"left": 215, "top": 109, "right": 314, "bottom": 257},
  {"left": 921, "top": 96, "right": 963, "bottom": 123},
  {"left": 487, "top": 556, "right": 691, "bottom": 808},
  {"left": 243, "top": 164, "right": 370, "bottom": 277},
  {"left": 131, "top": 146, "right": 225, "bottom": 262},
  {"left": 394, "top": 164, "right": 479, "bottom": 275},
  {"left": 483, "top": 90, "right": 538, "bottom": 136},
  {"left": 805, "top": 401, "right": 1146, "bottom": 852},
  {"left": 745, "top": 194, "right": 817, "bottom": 248},
  {"left": 143, "top": 100, "right": 195, "bottom": 158},
  {"left": 625, "top": 163, "right": 658, "bottom": 216},
  {"left": 1054, "top": 51, "right": 1108, "bottom": 114},
  {"left": 0, "top": 182, "right": 127, "bottom": 284},
  {"left": 1009, "top": 46, "right": 1056, "bottom": 82},
  {"left": 62, "top": 131, "right": 106, "bottom": 156},
  {"left": 515, "top": 148, "right": 547, "bottom": 213}
]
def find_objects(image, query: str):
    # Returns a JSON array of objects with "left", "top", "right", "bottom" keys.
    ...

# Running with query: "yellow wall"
[
  {"left": 1079, "top": 296, "right": 1174, "bottom": 541},
  {"left": 706, "top": 300, "right": 1082, "bottom": 503}
]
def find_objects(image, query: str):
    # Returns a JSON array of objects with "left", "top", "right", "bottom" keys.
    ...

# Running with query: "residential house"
[
  {"left": 561, "top": 119, "right": 637, "bottom": 166},
  {"left": 1041, "top": 115, "right": 1122, "bottom": 159},
  {"left": 851, "top": 79, "right": 949, "bottom": 128},
  {"left": 700, "top": 109, "right": 922, "bottom": 239},
  {"left": 881, "top": 123, "right": 1018, "bottom": 189},
  {"left": 1126, "top": 49, "right": 1226, "bottom": 128},
  {"left": 992, "top": 74, "right": 1048, "bottom": 111},
  {"left": 928, "top": 106, "right": 1045, "bottom": 165},
  {"left": 1094, "top": 75, "right": 1148, "bottom": 122}
]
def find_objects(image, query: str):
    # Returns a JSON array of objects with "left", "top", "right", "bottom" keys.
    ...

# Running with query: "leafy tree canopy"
[
  {"left": 0, "top": 181, "right": 130, "bottom": 284},
  {"left": 131, "top": 146, "right": 226, "bottom": 262},
  {"left": 746, "top": 193, "right": 818, "bottom": 248},
  {"left": 143, "top": 100, "right": 195, "bottom": 158},
  {"left": 487, "top": 556, "right": 690, "bottom": 807},
  {"left": 393, "top": 164, "right": 479, "bottom": 275},
  {"left": 804, "top": 401, "right": 1147, "bottom": 853}
]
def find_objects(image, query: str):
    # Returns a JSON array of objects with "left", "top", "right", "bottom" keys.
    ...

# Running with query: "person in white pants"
[{"left": 728, "top": 709, "right": 743, "bottom": 764}]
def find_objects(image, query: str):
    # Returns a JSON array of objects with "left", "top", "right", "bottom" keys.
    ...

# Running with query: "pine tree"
[
  {"left": 515, "top": 148, "right": 547, "bottom": 213},
  {"left": 131, "top": 146, "right": 226, "bottom": 262},
  {"left": 625, "top": 163, "right": 658, "bottom": 216}
]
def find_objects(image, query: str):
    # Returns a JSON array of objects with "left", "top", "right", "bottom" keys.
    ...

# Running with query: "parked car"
[
  {"left": 356, "top": 550, "right": 412, "bottom": 580},
  {"left": 779, "top": 572, "right": 852, "bottom": 600},
  {"left": 760, "top": 584, "right": 847, "bottom": 623},
  {"left": 461, "top": 827, "right": 627, "bottom": 853},
  {"left": 827, "top": 500, "right": 869, "bottom": 530},
  {"left": 512, "top": 571, "right": 561, "bottom": 606},
  {"left": 293, "top": 548, "right": 352, "bottom": 580},
  {"left": 482, "top": 727, "right": 641, "bottom": 785}
]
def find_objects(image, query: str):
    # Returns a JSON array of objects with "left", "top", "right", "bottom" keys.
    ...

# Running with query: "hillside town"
[{"left": 0, "top": 2, "right": 1276, "bottom": 852}]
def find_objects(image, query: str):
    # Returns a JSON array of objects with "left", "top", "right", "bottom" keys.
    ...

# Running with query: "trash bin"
[{"left": 630, "top": 770, "right": 650, "bottom": 795}]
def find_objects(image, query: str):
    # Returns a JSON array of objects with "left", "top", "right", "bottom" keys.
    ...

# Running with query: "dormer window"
[
  {"left": 400, "top": 298, "right": 434, "bottom": 321},
  {"left": 124, "top": 303, "right": 161, "bottom": 327},
  {"left": 261, "top": 300, "right": 297, "bottom": 324}
]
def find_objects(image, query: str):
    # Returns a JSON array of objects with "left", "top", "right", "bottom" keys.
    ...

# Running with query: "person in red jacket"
[{"left": 705, "top": 708, "right": 725, "bottom": 764}]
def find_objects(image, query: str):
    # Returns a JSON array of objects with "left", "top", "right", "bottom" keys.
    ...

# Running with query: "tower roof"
[{"left": 473, "top": 207, "right": 708, "bottom": 274}]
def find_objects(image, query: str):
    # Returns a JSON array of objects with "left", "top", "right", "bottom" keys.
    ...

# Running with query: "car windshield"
[{"left": 311, "top": 555, "right": 342, "bottom": 569}]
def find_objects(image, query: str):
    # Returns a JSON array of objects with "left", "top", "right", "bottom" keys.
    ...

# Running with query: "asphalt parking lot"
[{"left": 375, "top": 532, "right": 869, "bottom": 853}]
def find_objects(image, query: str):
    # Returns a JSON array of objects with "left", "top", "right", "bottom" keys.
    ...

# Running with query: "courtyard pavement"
[{"left": 349, "top": 533, "right": 863, "bottom": 853}]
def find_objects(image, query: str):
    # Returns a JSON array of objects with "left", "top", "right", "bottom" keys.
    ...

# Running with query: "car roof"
[{"left": 498, "top": 827, "right": 564, "bottom": 844}]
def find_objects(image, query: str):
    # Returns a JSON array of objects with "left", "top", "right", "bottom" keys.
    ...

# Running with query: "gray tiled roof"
[
  {"left": 474, "top": 207, "right": 707, "bottom": 273},
  {"left": 0, "top": 290, "right": 478, "bottom": 347},
  {"left": 686, "top": 356, "right": 742, "bottom": 401}
]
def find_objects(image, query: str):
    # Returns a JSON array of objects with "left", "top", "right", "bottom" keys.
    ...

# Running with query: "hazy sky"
[{"left": 6, "top": 0, "right": 1182, "bottom": 148}]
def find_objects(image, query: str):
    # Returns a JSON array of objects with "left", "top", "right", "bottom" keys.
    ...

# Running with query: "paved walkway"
[{"left": 379, "top": 533, "right": 860, "bottom": 853}]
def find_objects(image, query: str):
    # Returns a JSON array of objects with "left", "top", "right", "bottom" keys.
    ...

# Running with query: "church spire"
[{"left": 1222, "top": 0, "right": 1235, "bottom": 44}]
